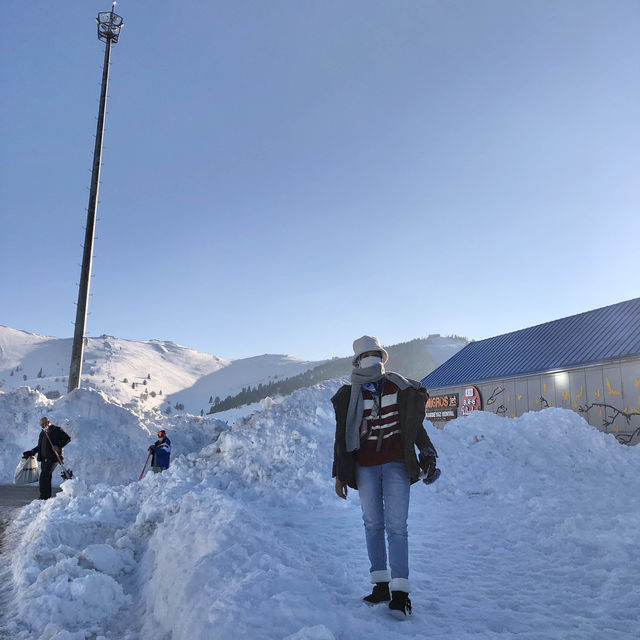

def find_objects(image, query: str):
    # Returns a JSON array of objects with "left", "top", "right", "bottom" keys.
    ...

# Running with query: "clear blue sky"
[{"left": 1, "top": 1, "right": 638, "bottom": 361}]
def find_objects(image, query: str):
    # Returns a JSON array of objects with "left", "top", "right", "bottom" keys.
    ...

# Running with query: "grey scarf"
[{"left": 345, "top": 363, "right": 420, "bottom": 453}]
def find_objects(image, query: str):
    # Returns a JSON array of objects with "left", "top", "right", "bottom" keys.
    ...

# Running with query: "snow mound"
[
  {"left": 0, "top": 387, "right": 226, "bottom": 485},
  {"left": 431, "top": 407, "right": 636, "bottom": 501}
]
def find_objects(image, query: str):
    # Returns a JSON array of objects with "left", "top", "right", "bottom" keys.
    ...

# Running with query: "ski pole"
[{"left": 138, "top": 450, "right": 152, "bottom": 481}]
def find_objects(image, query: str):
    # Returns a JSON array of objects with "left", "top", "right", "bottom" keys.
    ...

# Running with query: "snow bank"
[
  {"left": 1, "top": 382, "right": 639, "bottom": 639},
  {"left": 431, "top": 406, "right": 638, "bottom": 502},
  {"left": 0, "top": 387, "right": 226, "bottom": 485}
]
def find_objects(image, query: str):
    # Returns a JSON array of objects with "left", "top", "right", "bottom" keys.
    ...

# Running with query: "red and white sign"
[{"left": 461, "top": 385, "right": 482, "bottom": 416}]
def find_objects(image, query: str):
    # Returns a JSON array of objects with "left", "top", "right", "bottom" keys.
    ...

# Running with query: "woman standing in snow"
[{"left": 332, "top": 336, "right": 439, "bottom": 618}]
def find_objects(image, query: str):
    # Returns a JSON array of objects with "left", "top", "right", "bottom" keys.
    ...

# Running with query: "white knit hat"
[{"left": 352, "top": 335, "right": 388, "bottom": 366}]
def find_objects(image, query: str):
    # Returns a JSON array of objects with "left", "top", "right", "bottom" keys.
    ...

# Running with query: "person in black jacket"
[
  {"left": 332, "top": 336, "right": 440, "bottom": 619},
  {"left": 23, "top": 417, "right": 71, "bottom": 499}
]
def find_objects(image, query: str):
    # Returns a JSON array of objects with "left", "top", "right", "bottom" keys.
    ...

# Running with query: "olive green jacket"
[{"left": 331, "top": 383, "right": 434, "bottom": 489}]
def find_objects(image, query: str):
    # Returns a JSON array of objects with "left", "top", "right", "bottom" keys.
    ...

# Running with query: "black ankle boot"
[
  {"left": 388, "top": 590, "right": 412, "bottom": 618},
  {"left": 363, "top": 582, "right": 390, "bottom": 604}
]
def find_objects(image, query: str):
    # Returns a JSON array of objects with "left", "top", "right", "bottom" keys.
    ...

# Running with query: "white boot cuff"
[
  {"left": 370, "top": 570, "right": 391, "bottom": 584},
  {"left": 390, "top": 577, "right": 411, "bottom": 593}
]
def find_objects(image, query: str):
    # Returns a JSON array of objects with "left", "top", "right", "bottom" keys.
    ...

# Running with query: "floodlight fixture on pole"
[{"left": 68, "top": 3, "right": 124, "bottom": 392}]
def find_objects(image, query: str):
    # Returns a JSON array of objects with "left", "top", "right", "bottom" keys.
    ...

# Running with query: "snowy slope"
[
  {"left": 167, "top": 353, "right": 321, "bottom": 415},
  {"left": 0, "top": 326, "right": 465, "bottom": 418},
  {"left": 422, "top": 333, "right": 468, "bottom": 365},
  {"left": 1, "top": 384, "right": 638, "bottom": 639},
  {"left": 0, "top": 326, "right": 318, "bottom": 415}
]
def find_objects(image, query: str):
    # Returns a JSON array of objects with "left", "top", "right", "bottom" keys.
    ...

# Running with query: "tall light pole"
[{"left": 68, "top": 4, "right": 124, "bottom": 392}]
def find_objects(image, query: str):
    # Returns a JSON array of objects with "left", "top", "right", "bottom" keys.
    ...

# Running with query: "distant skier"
[
  {"left": 149, "top": 429, "right": 171, "bottom": 472},
  {"left": 332, "top": 336, "right": 440, "bottom": 619},
  {"left": 23, "top": 417, "right": 71, "bottom": 500}
]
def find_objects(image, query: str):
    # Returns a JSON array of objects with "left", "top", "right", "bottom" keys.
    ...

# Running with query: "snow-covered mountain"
[
  {"left": 0, "top": 326, "right": 467, "bottom": 416},
  {"left": 0, "top": 326, "right": 320, "bottom": 415}
]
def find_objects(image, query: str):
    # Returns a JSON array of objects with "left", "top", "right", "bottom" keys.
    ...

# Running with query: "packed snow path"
[{"left": 0, "top": 384, "right": 638, "bottom": 639}]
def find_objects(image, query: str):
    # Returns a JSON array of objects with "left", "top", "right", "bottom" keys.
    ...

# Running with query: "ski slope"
[
  {"left": 0, "top": 383, "right": 638, "bottom": 639},
  {"left": 0, "top": 326, "right": 318, "bottom": 415}
]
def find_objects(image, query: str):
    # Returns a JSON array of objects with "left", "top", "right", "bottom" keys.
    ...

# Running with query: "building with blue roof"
[{"left": 421, "top": 298, "right": 640, "bottom": 444}]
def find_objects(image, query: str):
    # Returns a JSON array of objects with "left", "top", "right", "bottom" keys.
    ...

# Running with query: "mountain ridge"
[{"left": 0, "top": 326, "right": 467, "bottom": 416}]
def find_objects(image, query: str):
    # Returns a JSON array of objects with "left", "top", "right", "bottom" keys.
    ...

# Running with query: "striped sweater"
[{"left": 356, "top": 379, "right": 404, "bottom": 466}]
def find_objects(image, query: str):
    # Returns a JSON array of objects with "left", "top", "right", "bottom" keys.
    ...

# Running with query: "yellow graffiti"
[
  {"left": 506, "top": 396, "right": 511, "bottom": 403},
  {"left": 576, "top": 385, "right": 584, "bottom": 399},
  {"left": 599, "top": 408, "right": 603, "bottom": 418},
  {"left": 635, "top": 378, "right": 640, "bottom": 387},
  {"left": 517, "top": 394, "right": 522, "bottom": 401},
  {"left": 614, "top": 426, "right": 619, "bottom": 433},
  {"left": 572, "top": 400, "right": 578, "bottom": 409},
  {"left": 562, "top": 390, "right": 569, "bottom": 402},
  {"left": 549, "top": 400, "right": 553, "bottom": 406},
  {"left": 512, "top": 412, "right": 516, "bottom": 418},
  {"left": 595, "top": 389, "right": 601, "bottom": 398},
  {"left": 543, "top": 383, "right": 547, "bottom": 393},
  {"left": 606, "top": 378, "right": 621, "bottom": 396}
]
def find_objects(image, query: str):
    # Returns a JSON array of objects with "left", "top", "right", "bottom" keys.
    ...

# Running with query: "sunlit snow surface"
[{"left": 1, "top": 383, "right": 639, "bottom": 639}]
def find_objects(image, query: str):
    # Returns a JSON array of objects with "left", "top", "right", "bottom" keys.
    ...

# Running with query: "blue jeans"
[{"left": 356, "top": 461, "right": 411, "bottom": 592}]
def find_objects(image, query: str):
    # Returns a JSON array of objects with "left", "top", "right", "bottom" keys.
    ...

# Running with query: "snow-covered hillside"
[
  {"left": 0, "top": 326, "right": 466, "bottom": 417},
  {"left": 0, "top": 326, "right": 318, "bottom": 415},
  {"left": 0, "top": 384, "right": 638, "bottom": 639}
]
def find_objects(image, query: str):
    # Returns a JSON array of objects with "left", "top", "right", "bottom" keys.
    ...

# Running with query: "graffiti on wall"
[
  {"left": 578, "top": 402, "right": 640, "bottom": 445},
  {"left": 486, "top": 386, "right": 504, "bottom": 407}
]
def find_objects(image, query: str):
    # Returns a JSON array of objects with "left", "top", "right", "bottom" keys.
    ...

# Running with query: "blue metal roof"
[{"left": 421, "top": 298, "right": 640, "bottom": 389}]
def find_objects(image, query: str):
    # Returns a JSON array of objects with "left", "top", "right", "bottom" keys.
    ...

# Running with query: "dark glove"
[
  {"left": 148, "top": 446, "right": 155, "bottom": 452},
  {"left": 22, "top": 451, "right": 32, "bottom": 459},
  {"left": 418, "top": 446, "right": 440, "bottom": 485}
]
